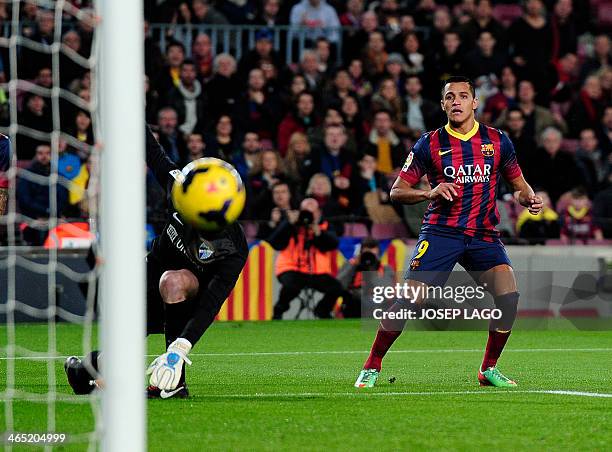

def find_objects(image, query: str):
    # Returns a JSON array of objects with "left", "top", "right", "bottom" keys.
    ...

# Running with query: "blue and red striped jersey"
[
  {"left": 399, "top": 121, "right": 522, "bottom": 240},
  {"left": 0, "top": 134, "right": 10, "bottom": 189}
]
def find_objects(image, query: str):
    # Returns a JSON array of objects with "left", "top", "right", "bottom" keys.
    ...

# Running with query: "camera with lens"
[
  {"left": 357, "top": 251, "right": 379, "bottom": 271},
  {"left": 297, "top": 209, "right": 314, "bottom": 226}
]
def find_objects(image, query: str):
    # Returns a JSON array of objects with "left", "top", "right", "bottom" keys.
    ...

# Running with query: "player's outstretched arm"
[
  {"left": 509, "top": 174, "right": 542, "bottom": 215},
  {"left": 390, "top": 176, "right": 459, "bottom": 204}
]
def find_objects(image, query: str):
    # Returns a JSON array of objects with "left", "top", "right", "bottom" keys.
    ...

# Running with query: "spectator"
[
  {"left": 277, "top": 91, "right": 318, "bottom": 156},
  {"left": 289, "top": 0, "right": 341, "bottom": 45},
  {"left": 509, "top": 0, "right": 554, "bottom": 100},
  {"left": 482, "top": 66, "right": 518, "bottom": 124},
  {"left": 339, "top": 0, "right": 363, "bottom": 27},
  {"left": 59, "top": 30, "right": 86, "bottom": 88},
  {"left": 550, "top": 0, "right": 578, "bottom": 61},
  {"left": 232, "top": 131, "right": 262, "bottom": 182},
  {"left": 0, "top": 134, "right": 10, "bottom": 216},
  {"left": 206, "top": 53, "right": 239, "bottom": 118},
  {"left": 364, "top": 110, "right": 404, "bottom": 175},
  {"left": 400, "top": 32, "right": 425, "bottom": 76},
  {"left": 539, "top": 127, "right": 583, "bottom": 204},
  {"left": 253, "top": 0, "right": 283, "bottom": 27},
  {"left": 19, "top": 9, "right": 54, "bottom": 79},
  {"left": 167, "top": 59, "right": 206, "bottom": 136},
  {"left": 204, "top": 114, "right": 239, "bottom": 162},
  {"left": 515, "top": 190, "right": 560, "bottom": 243},
  {"left": 579, "top": 34, "right": 611, "bottom": 82},
  {"left": 337, "top": 237, "right": 394, "bottom": 317},
  {"left": 424, "top": 30, "right": 464, "bottom": 98},
  {"left": 495, "top": 80, "right": 567, "bottom": 143},
  {"left": 155, "top": 41, "right": 185, "bottom": 103},
  {"left": 247, "top": 149, "right": 287, "bottom": 219},
  {"left": 384, "top": 53, "right": 408, "bottom": 97},
  {"left": 463, "top": 31, "right": 507, "bottom": 83},
  {"left": 362, "top": 31, "right": 388, "bottom": 81},
  {"left": 185, "top": 132, "right": 206, "bottom": 163},
  {"left": 233, "top": 68, "right": 279, "bottom": 141},
  {"left": 309, "top": 106, "right": 348, "bottom": 150},
  {"left": 597, "top": 106, "right": 612, "bottom": 156},
  {"left": 144, "top": 20, "right": 164, "bottom": 78},
  {"left": 403, "top": 74, "right": 444, "bottom": 140},
  {"left": 567, "top": 75, "right": 606, "bottom": 137},
  {"left": 69, "top": 110, "right": 94, "bottom": 147},
  {"left": 502, "top": 107, "right": 540, "bottom": 184},
  {"left": 347, "top": 58, "right": 373, "bottom": 99},
  {"left": 345, "top": 10, "right": 379, "bottom": 62},
  {"left": 558, "top": 188, "right": 603, "bottom": 244},
  {"left": 17, "top": 144, "right": 69, "bottom": 245},
  {"left": 575, "top": 129, "right": 610, "bottom": 196},
  {"left": 311, "top": 125, "right": 354, "bottom": 210},
  {"left": 17, "top": 93, "right": 53, "bottom": 160},
  {"left": 388, "top": 14, "right": 417, "bottom": 55},
  {"left": 257, "top": 181, "right": 299, "bottom": 239},
  {"left": 459, "top": 0, "right": 507, "bottom": 53},
  {"left": 156, "top": 107, "right": 186, "bottom": 165},
  {"left": 299, "top": 50, "right": 325, "bottom": 94},
  {"left": 191, "top": 33, "right": 215, "bottom": 81},
  {"left": 422, "top": 8, "right": 452, "bottom": 57},
  {"left": 305, "top": 173, "right": 344, "bottom": 222},
  {"left": 324, "top": 69, "right": 356, "bottom": 108},
  {"left": 371, "top": 78, "right": 404, "bottom": 134},
  {"left": 281, "top": 73, "right": 307, "bottom": 116},
  {"left": 236, "top": 29, "right": 281, "bottom": 84},
  {"left": 350, "top": 152, "right": 395, "bottom": 224},
  {"left": 268, "top": 197, "right": 343, "bottom": 319},
  {"left": 191, "top": 0, "right": 229, "bottom": 25},
  {"left": 315, "top": 37, "right": 335, "bottom": 78},
  {"left": 145, "top": 74, "right": 160, "bottom": 125},
  {"left": 284, "top": 132, "right": 314, "bottom": 191},
  {"left": 341, "top": 94, "right": 370, "bottom": 147},
  {"left": 593, "top": 174, "right": 612, "bottom": 238}
]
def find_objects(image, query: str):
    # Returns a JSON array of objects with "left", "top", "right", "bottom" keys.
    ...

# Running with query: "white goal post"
[{"left": 98, "top": 0, "right": 146, "bottom": 450}]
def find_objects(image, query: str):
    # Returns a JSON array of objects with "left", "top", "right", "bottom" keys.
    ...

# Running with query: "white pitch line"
[
  {"left": 1, "top": 348, "right": 612, "bottom": 360},
  {"left": 194, "top": 390, "right": 612, "bottom": 399}
]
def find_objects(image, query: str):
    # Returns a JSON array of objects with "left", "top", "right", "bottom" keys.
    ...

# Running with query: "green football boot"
[
  {"left": 354, "top": 369, "right": 379, "bottom": 388},
  {"left": 478, "top": 367, "right": 517, "bottom": 388}
]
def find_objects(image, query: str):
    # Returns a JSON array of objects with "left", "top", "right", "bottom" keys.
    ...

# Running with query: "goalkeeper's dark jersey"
[{"left": 145, "top": 126, "right": 248, "bottom": 345}]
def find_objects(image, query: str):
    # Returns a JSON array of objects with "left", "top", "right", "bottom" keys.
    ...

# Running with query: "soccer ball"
[{"left": 171, "top": 158, "right": 246, "bottom": 231}]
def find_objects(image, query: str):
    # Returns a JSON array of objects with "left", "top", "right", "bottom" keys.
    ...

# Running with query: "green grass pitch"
[{"left": 1, "top": 320, "right": 611, "bottom": 451}]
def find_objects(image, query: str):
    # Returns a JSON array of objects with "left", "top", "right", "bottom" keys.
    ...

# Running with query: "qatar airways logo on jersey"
[{"left": 444, "top": 164, "right": 492, "bottom": 183}]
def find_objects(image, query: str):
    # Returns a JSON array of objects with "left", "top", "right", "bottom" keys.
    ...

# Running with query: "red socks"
[
  {"left": 481, "top": 330, "right": 511, "bottom": 371},
  {"left": 363, "top": 326, "right": 402, "bottom": 371}
]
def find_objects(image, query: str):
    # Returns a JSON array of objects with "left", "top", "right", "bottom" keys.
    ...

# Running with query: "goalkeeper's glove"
[{"left": 146, "top": 338, "right": 192, "bottom": 390}]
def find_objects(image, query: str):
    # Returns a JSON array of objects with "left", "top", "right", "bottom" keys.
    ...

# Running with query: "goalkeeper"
[{"left": 65, "top": 126, "right": 248, "bottom": 398}]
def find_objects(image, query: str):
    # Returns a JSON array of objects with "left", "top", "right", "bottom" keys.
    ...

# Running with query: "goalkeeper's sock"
[
  {"left": 481, "top": 330, "right": 511, "bottom": 372},
  {"left": 164, "top": 301, "right": 194, "bottom": 346}
]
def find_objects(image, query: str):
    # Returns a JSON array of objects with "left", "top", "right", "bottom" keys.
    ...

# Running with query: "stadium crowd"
[{"left": 0, "top": 0, "right": 611, "bottom": 247}]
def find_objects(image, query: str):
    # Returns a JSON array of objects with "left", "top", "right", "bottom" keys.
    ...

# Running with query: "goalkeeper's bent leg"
[{"left": 159, "top": 270, "right": 199, "bottom": 385}]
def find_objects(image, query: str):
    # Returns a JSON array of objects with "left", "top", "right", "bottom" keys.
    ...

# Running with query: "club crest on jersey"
[
  {"left": 481, "top": 143, "right": 495, "bottom": 157},
  {"left": 198, "top": 240, "right": 215, "bottom": 261},
  {"left": 401, "top": 151, "right": 414, "bottom": 172}
]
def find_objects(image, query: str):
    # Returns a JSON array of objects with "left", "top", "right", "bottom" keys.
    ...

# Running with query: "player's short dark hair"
[{"left": 441, "top": 76, "right": 475, "bottom": 99}]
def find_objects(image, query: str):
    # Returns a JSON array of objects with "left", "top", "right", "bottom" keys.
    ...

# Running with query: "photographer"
[
  {"left": 337, "top": 237, "right": 394, "bottom": 318},
  {"left": 267, "top": 197, "right": 344, "bottom": 319}
]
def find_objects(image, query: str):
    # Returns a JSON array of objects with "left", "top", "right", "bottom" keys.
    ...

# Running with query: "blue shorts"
[{"left": 405, "top": 229, "right": 511, "bottom": 286}]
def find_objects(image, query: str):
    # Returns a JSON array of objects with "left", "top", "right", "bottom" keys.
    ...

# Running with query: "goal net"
[{"left": 0, "top": 1, "right": 145, "bottom": 450}]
